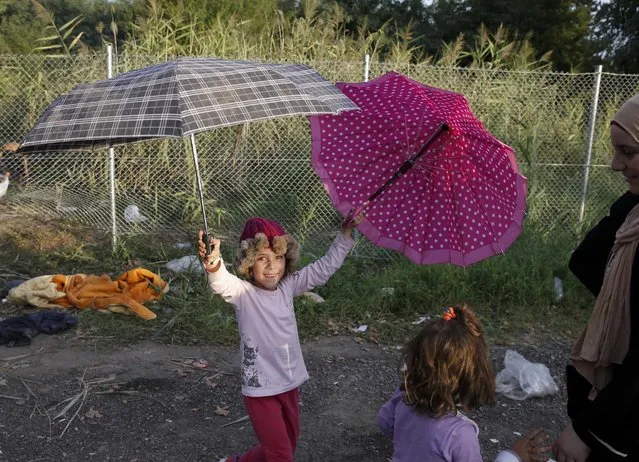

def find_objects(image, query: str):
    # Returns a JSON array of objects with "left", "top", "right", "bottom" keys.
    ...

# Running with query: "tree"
[
  {"left": 322, "top": 0, "right": 426, "bottom": 38},
  {"left": 36, "top": 0, "right": 147, "bottom": 52},
  {"left": 0, "top": 1, "right": 43, "bottom": 53},
  {"left": 419, "top": 0, "right": 471, "bottom": 57},
  {"left": 425, "top": 0, "right": 595, "bottom": 71},
  {"left": 593, "top": 0, "right": 639, "bottom": 73}
]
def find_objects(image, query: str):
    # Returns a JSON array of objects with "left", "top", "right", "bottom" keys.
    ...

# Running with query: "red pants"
[{"left": 233, "top": 388, "right": 300, "bottom": 462}]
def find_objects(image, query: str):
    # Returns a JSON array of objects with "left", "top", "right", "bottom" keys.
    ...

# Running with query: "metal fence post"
[
  {"left": 107, "top": 45, "right": 118, "bottom": 250},
  {"left": 579, "top": 65, "right": 603, "bottom": 224},
  {"left": 364, "top": 54, "right": 370, "bottom": 82},
  {"left": 348, "top": 53, "right": 371, "bottom": 251}
]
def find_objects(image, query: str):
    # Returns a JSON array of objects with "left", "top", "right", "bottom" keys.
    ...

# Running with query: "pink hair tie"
[{"left": 442, "top": 307, "right": 457, "bottom": 321}]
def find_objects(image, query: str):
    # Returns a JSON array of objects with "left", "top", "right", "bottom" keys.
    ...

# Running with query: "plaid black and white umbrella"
[{"left": 18, "top": 58, "right": 359, "bottom": 250}]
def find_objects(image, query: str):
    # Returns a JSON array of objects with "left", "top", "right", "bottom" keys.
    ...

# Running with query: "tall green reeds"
[{"left": 3, "top": 4, "right": 637, "bottom": 247}]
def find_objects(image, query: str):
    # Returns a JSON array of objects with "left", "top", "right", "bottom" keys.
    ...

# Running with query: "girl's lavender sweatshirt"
[
  {"left": 207, "top": 233, "right": 354, "bottom": 397},
  {"left": 378, "top": 388, "right": 522, "bottom": 462}
]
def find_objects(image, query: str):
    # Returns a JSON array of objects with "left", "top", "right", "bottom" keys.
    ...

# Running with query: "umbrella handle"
[
  {"left": 345, "top": 201, "right": 370, "bottom": 225},
  {"left": 190, "top": 134, "right": 213, "bottom": 256},
  {"left": 201, "top": 232, "right": 213, "bottom": 256}
]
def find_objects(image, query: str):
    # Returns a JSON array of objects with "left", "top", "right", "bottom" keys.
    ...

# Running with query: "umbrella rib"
[
  {"left": 431, "top": 134, "right": 497, "bottom": 264},
  {"left": 421, "top": 155, "right": 471, "bottom": 164},
  {"left": 442, "top": 149, "right": 466, "bottom": 266},
  {"left": 417, "top": 135, "right": 524, "bottom": 212},
  {"left": 411, "top": 170, "right": 439, "bottom": 254},
  {"left": 355, "top": 127, "right": 458, "bottom": 189},
  {"left": 402, "top": 112, "right": 415, "bottom": 159},
  {"left": 390, "top": 166, "right": 438, "bottom": 249},
  {"left": 439, "top": 136, "right": 525, "bottom": 211},
  {"left": 425, "top": 144, "right": 504, "bottom": 260},
  {"left": 476, "top": 178, "right": 527, "bottom": 215},
  {"left": 423, "top": 163, "right": 524, "bottom": 213},
  {"left": 417, "top": 138, "right": 521, "bottom": 211},
  {"left": 364, "top": 132, "right": 470, "bottom": 262},
  {"left": 461, "top": 169, "right": 505, "bottom": 255},
  {"left": 421, "top": 164, "right": 467, "bottom": 175},
  {"left": 408, "top": 105, "right": 439, "bottom": 159},
  {"left": 456, "top": 164, "right": 523, "bottom": 257},
  {"left": 348, "top": 134, "right": 414, "bottom": 176},
  {"left": 383, "top": 105, "right": 450, "bottom": 167}
]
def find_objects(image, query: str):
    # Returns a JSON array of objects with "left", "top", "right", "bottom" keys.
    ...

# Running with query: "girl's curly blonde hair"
[
  {"left": 233, "top": 233, "right": 300, "bottom": 278},
  {"left": 401, "top": 304, "right": 495, "bottom": 417}
]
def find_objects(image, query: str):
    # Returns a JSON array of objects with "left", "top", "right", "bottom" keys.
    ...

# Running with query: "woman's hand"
[
  {"left": 512, "top": 428, "right": 552, "bottom": 462},
  {"left": 197, "top": 230, "right": 222, "bottom": 273},
  {"left": 552, "top": 424, "right": 591, "bottom": 462},
  {"left": 341, "top": 211, "right": 365, "bottom": 238}
]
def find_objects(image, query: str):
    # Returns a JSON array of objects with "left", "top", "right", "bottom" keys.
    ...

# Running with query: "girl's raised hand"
[
  {"left": 512, "top": 428, "right": 552, "bottom": 462},
  {"left": 341, "top": 211, "right": 365, "bottom": 237},
  {"left": 197, "top": 230, "right": 222, "bottom": 272}
]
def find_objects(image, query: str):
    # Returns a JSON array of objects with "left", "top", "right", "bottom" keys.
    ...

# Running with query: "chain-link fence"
[{"left": 1, "top": 53, "right": 638, "bottom": 256}]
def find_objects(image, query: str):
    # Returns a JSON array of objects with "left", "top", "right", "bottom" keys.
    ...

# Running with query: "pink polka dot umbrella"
[{"left": 309, "top": 71, "right": 527, "bottom": 267}]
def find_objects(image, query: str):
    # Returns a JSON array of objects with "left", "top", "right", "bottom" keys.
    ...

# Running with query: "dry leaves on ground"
[
  {"left": 214, "top": 405, "right": 230, "bottom": 417},
  {"left": 85, "top": 407, "right": 103, "bottom": 419}
]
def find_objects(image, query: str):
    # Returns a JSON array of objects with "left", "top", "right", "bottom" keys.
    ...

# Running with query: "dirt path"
[{"left": 0, "top": 334, "right": 570, "bottom": 462}]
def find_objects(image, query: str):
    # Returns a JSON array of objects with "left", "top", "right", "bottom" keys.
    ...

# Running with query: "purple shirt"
[{"left": 378, "top": 388, "right": 521, "bottom": 462}]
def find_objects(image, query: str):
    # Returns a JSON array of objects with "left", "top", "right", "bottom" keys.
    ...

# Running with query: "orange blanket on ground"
[{"left": 50, "top": 268, "right": 168, "bottom": 320}]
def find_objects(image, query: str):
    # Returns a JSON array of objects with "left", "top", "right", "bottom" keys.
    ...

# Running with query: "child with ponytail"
[{"left": 378, "top": 304, "right": 551, "bottom": 462}]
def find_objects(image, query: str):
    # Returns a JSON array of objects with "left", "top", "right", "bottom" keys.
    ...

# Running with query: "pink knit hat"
[
  {"left": 240, "top": 217, "right": 287, "bottom": 243},
  {"left": 234, "top": 217, "right": 300, "bottom": 278}
]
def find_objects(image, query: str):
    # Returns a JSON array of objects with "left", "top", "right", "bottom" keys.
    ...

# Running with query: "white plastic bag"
[
  {"left": 166, "top": 255, "right": 203, "bottom": 273},
  {"left": 300, "top": 291, "right": 325, "bottom": 303},
  {"left": 124, "top": 204, "right": 147, "bottom": 223},
  {"left": 495, "top": 350, "right": 559, "bottom": 400}
]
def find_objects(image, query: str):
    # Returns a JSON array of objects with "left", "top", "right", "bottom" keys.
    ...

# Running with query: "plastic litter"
[
  {"left": 166, "top": 255, "right": 203, "bottom": 273},
  {"left": 495, "top": 350, "right": 559, "bottom": 400},
  {"left": 124, "top": 204, "right": 147, "bottom": 223},
  {"left": 411, "top": 315, "right": 429, "bottom": 325},
  {"left": 56, "top": 204, "right": 79, "bottom": 213},
  {"left": 553, "top": 276, "right": 564, "bottom": 302},
  {"left": 301, "top": 292, "right": 325, "bottom": 303},
  {"left": 0, "top": 172, "right": 9, "bottom": 199}
]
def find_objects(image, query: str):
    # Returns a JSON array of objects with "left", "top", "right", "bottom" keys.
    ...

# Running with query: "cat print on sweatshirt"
[{"left": 241, "top": 336, "right": 266, "bottom": 388}]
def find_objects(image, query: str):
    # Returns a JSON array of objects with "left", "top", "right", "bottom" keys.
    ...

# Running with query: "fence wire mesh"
[{"left": 1, "top": 53, "right": 638, "bottom": 258}]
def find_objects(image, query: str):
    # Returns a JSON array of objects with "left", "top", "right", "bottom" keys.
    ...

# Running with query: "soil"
[{"left": 0, "top": 332, "right": 570, "bottom": 462}]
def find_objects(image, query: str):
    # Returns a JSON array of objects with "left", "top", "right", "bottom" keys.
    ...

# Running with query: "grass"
[{"left": 0, "top": 207, "right": 595, "bottom": 348}]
